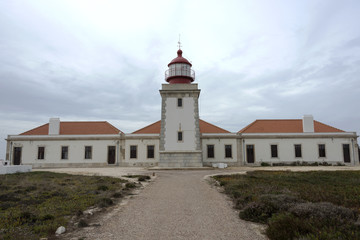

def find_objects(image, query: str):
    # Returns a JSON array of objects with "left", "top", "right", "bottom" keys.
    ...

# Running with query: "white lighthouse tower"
[{"left": 159, "top": 48, "right": 202, "bottom": 167}]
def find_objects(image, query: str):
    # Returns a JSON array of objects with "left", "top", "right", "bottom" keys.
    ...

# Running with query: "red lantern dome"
[{"left": 165, "top": 49, "right": 195, "bottom": 84}]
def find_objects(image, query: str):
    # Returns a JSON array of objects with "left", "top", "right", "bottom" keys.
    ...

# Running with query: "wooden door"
[
  {"left": 13, "top": 147, "right": 22, "bottom": 165},
  {"left": 343, "top": 144, "right": 351, "bottom": 163},
  {"left": 108, "top": 146, "right": 116, "bottom": 164},
  {"left": 246, "top": 145, "right": 255, "bottom": 163}
]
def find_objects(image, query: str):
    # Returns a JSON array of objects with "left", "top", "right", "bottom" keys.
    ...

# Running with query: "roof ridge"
[{"left": 199, "top": 119, "right": 230, "bottom": 133}]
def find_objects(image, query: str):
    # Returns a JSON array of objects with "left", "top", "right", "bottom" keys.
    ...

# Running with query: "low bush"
[
  {"left": 112, "top": 192, "right": 123, "bottom": 198},
  {"left": 214, "top": 171, "right": 360, "bottom": 239},
  {"left": 99, "top": 198, "right": 113, "bottom": 208},
  {"left": 97, "top": 185, "right": 109, "bottom": 191},
  {"left": 266, "top": 213, "right": 314, "bottom": 240},
  {"left": 78, "top": 219, "right": 89, "bottom": 228},
  {"left": 240, "top": 194, "right": 303, "bottom": 223},
  {"left": 125, "top": 183, "right": 136, "bottom": 189},
  {"left": 289, "top": 202, "right": 356, "bottom": 223},
  {"left": 138, "top": 176, "right": 151, "bottom": 182},
  {"left": 272, "top": 162, "right": 285, "bottom": 166},
  {"left": 261, "top": 162, "right": 271, "bottom": 166}
]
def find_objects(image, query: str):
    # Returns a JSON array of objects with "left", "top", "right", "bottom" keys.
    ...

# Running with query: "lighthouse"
[{"left": 159, "top": 48, "right": 202, "bottom": 167}]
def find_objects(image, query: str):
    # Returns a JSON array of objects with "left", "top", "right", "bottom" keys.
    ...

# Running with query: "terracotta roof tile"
[
  {"left": 132, "top": 121, "right": 161, "bottom": 134},
  {"left": 20, "top": 122, "right": 122, "bottom": 135},
  {"left": 238, "top": 119, "right": 344, "bottom": 133},
  {"left": 132, "top": 119, "right": 230, "bottom": 134},
  {"left": 199, "top": 119, "right": 230, "bottom": 133}
]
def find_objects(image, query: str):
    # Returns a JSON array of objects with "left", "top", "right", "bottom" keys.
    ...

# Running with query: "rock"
[{"left": 55, "top": 226, "right": 66, "bottom": 235}]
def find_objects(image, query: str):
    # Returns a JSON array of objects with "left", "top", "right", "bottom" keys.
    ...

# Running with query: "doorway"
[
  {"left": 246, "top": 145, "right": 255, "bottom": 163},
  {"left": 13, "top": 147, "right": 22, "bottom": 165},
  {"left": 343, "top": 144, "right": 351, "bottom": 163},
  {"left": 108, "top": 146, "right": 116, "bottom": 164}
]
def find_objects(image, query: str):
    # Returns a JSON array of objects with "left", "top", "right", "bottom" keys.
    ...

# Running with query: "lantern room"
[{"left": 165, "top": 49, "right": 195, "bottom": 84}]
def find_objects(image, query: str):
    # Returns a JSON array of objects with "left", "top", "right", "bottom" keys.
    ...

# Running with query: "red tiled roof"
[
  {"left": 238, "top": 119, "right": 344, "bottom": 133},
  {"left": 132, "top": 119, "right": 230, "bottom": 134},
  {"left": 20, "top": 122, "right": 122, "bottom": 135}
]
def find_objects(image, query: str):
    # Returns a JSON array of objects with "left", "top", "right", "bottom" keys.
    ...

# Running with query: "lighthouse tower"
[{"left": 159, "top": 48, "right": 202, "bottom": 167}]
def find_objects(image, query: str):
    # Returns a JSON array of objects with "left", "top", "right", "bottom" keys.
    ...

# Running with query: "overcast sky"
[{"left": 1, "top": 0, "right": 360, "bottom": 159}]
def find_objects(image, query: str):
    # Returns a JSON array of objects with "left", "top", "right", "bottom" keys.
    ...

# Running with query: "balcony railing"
[{"left": 165, "top": 68, "right": 195, "bottom": 81}]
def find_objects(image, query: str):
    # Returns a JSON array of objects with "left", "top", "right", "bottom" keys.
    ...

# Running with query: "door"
[
  {"left": 107, "top": 146, "right": 116, "bottom": 164},
  {"left": 343, "top": 144, "right": 351, "bottom": 163},
  {"left": 246, "top": 145, "right": 255, "bottom": 163},
  {"left": 13, "top": 147, "right": 22, "bottom": 165}
]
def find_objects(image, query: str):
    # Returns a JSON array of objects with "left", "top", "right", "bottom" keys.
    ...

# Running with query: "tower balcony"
[{"left": 165, "top": 67, "right": 195, "bottom": 82}]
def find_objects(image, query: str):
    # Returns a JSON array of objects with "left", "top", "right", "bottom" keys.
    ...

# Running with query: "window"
[
  {"left": 294, "top": 144, "right": 302, "bottom": 158},
  {"left": 225, "top": 145, "right": 232, "bottom": 158},
  {"left": 61, "top": 146, "right": 68, "bottom": 160},
  {"left": 85, "top": 146, "right": 92, "bottom": 159},
  {"left": 343, "top": 144, "right": 351, "bottom": 163},
  {"left": 178, "top": 131, "right": 183, "bottom": 141},
  {"left": 271, "top": 145, "right": 278, "bottom": 158},
  {"left": 147, "top": 145, "right": 154, "bottom": 159},
  {"left": 177, "top": 98, "right": 183, "bottom": 107},
  {"left": 130, "top": 145, "right": 137, "bottom": 159},
  {"left": 207, "top": 145, "right": 214, "bottom": 158},
  {"left": 38, "top": 147, "right": 45, "bottom": 159},
  {"left": 318, "top": 144, "right": 326, "bottom": 158}
]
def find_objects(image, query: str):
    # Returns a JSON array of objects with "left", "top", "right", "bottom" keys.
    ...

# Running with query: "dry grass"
[{"left": 0, "top": 171, "right": 128, "bottom": 240}]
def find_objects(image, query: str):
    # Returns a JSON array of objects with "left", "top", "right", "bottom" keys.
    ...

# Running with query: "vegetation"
[
  {"left": 260, "top": 161, "right": 345, "bottom": 166},
  {"left": 0, "top": 171, "right": 129, "bottom": 240},
  {"left": 214, "top": 171, "right": 360, "bottom": 240},
  {"left": 125, "top": 175, "right": 151, "bottom": 182}
]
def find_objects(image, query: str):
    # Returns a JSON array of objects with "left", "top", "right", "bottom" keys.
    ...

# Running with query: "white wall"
[
  {"left": 11, "top": 139, "right": 119, "bottom": 166},
  {"left": 164, "top": 97, "right": 196, "bottom": 151},
  {"left": 243, "top": 137, "right": 357, "bottom": 165},
  {"left": 124, "top": 138, "right": 159, "bottom": 166},
  {"left": 202, "top": 138, "right": 237, "bottom": 163}
]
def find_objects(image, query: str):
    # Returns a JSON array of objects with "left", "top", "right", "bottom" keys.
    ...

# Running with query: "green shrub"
[
  {"left": 272, "top": 162, "right": 285, "bottom": 166},
  {"left": 289, "top": 202, "right": 356, "bottom": 223},
  {"left": 99, "top": 198, "right": 113, "bottom": 208},
  {"left": 125, "top": 183, "right": 136, "bottom": 189},
  {"left": 266, "top": 213, "right": 314, "bottom": 240},
  {"left": 40, "top": 214, "right": 54, "bottom": 221},
  {"left": 97, "top": 185, "right": 109, "bottom": 191},
  {"left": 78, "top": 219, "right": 89, "bottom": 228},
  {"left": 112, "top": 192, "right": 123, "bottom": 198},
  {"left": 138, "top": 176, "right": 151, "bottom": 181},
  {"left": 261, "top": 162, "right": 271, "bottom": 166},
  {"left": 240, "top": 194, "right": 303, "bottom": 223},
  {"left": 240, "top": 201, "right": 275, "bottom": 223}
]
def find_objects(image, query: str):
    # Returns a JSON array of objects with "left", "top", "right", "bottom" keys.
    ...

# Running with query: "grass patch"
[
  {"left": 125, "top": 175, "right": 151, "bottom": 182},
  {"left": 214, "top": 171, "right": 360, "bottom": 239},
  {"left": 0, "top": 171, "right": 128, "bottom": 240}
]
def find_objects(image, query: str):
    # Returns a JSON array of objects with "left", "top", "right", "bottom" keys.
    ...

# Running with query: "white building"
[{"left": 5, "top": 49, "right": 360, "bottom": 167}]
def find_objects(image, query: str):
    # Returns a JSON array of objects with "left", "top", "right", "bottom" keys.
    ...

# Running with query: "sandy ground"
[{"left": 36, "top": 166, "right": 360, "bottom": 240}]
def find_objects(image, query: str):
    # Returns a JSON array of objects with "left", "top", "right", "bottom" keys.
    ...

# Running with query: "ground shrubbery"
[
  {"left": 124, "top": 175, "right": 151, "bottom": 182},
  {"left": 214, "top": 171, "right": 360, "bottom": 239},
  {"left": 0, "top": 171, "right": 128, "bottom": 240}
]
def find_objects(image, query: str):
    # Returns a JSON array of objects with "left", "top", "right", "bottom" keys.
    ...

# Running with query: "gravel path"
[{"left": 61, "top": 170, "right": 266, "bottom": 240}]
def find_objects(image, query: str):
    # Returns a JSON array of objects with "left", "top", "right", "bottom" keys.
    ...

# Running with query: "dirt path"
[{"left": 61, "top": 170, "right": 266, "bottom": 240}]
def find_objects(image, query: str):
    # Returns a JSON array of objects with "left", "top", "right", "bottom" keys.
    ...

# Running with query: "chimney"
[
  {"left": 49, "top": 118, "right": 60, "bottom": 135},
  {"left": 302, "top": 115, "right": 314, "bottom": 132}
]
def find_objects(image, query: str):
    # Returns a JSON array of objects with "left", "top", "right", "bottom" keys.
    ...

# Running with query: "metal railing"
[{"left": 165, "top": 68, "right": 195, "bottom": 80}]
